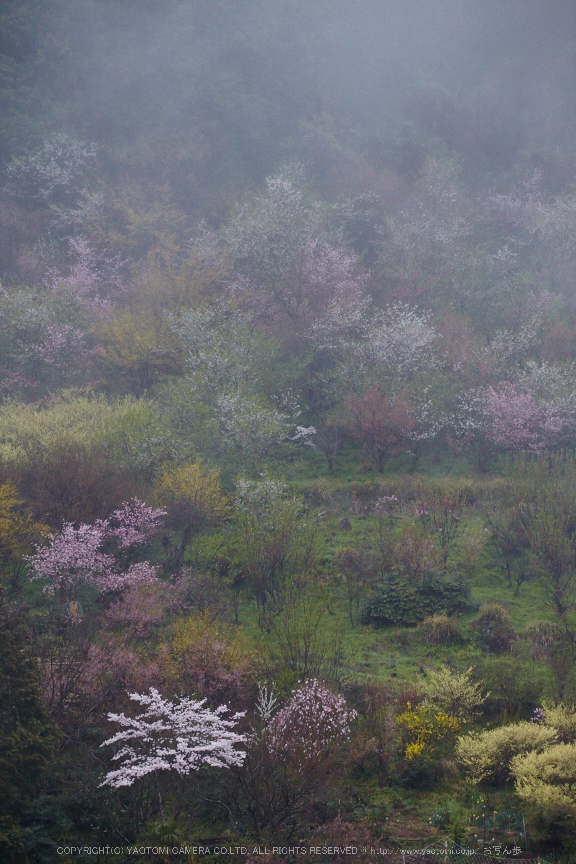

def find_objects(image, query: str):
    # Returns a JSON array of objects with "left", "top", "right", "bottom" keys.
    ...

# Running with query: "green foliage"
[
  {"left": 0, "top": 391, "right": 166, "bottom": 467},
  {"left": 0, "top": 602, "right": 57, "bottom": 813},
  {"left": 476, "top": 655, "right": 547, "bottom": 721},
  {"left": 232, "top": 477, "right": 318, "bottom": 630},
  {"left": 263, "top": 589, "right": 347, "bottom": 686},
  {"left": 541, "top": 702, "right": 576, "bottom": 743},
  {"left": 360, "top": 574, "right": 475, "bottom": 627},
  {"left": 506, "top": 453, "right": 576, "bottom": 627},
  {"left": 154, "top": 462, "right": 229, "bottom": 570},
  {"left": 0, "top": 480, "right": 45, "bottom": 567},
  {"left": 94, "top": 308, "right": 182, "bottom": 396}
]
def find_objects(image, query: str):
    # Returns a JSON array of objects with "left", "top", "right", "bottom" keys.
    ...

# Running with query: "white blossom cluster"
[{"left": 100, "top": 688, "right": 246, "bottom": 788}]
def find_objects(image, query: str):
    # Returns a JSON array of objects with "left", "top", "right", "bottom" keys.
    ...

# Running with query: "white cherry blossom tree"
[{"left": 100, "top": 688, "right": 246, "bottom": 789}]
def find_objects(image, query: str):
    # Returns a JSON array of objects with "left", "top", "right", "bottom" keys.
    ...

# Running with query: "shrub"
[
  {"left": 524, "top": 620, "right": 557, "bottom": 661},
  {"left": 473, "top": 601, "right": 516, "bottom": 653},
  {"left": 456, "top": 722, "right": 558, "bottom": 784},
  {"left": 476, "top": 656, "right": 545, "bottom": 719},
  {"left": 540, "top": 702, "right": 576, "bottom": 743},
  {"left": 417, "top": 614, "right": 460, "bottom": 645},
  {"left": 425, "top": 665, "right": 488, "bottom": 719},
  {"left": 360, "top": 575, "right": 474, "bottom": 627},
  {"left": 512, "top": 742, "right": 576, "bottom": 849},
  {"left": 396, "top": 703, "right": 460, "bottom": 786}
]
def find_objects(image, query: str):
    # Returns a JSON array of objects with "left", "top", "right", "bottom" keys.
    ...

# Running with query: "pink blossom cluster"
[
  {"left": 100, "top": 687, "right": 246, "bottom": 787},
  {"left": 27, "top": 499, "right": 165, "bottom": 595},
  {"left": 302, "top": 240, "right": 369, "bottom": 345},
  {"left": 33, "top": 323, "right": 88, "bottom": 368},
  {"left": 484, "top": 383, "right": 576, "bottom": 452},
  {"left": 104, "top": 580, "right": 181, "bottom": 638},
  {"left": 102, "top": 499, "right": 166, "bottom": 548},
  {"left": 45, "top": 237, "right": 124, "bottom": 318},
  {"left": 267, "top": 679, "right": 356, "bottom": 761}
]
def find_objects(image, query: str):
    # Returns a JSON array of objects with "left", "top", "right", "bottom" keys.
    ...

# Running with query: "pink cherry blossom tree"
[
  {"left": 229, "top": 679, "right": 356, "bottom": 836},
  {"left": 267, "top": 678, "right": 356, "bottom": 763},
  {"left": 27, "top": 498, "right": 165, "bottom": 599},
  {"left": 484, "top": 383, "right": 576, "bottom": 452},
  {"left": 104, "top": 498, "right": 167, "bottom": 549},
  {"left": 44, "top": 236, "right": 124, "bottom": 317},
  {"left": 230, "top": 238, "right": 368, "bottom": 349}
]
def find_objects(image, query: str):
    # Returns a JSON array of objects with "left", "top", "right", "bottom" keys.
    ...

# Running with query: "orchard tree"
[
  {"left": 45, "top": 236, "right": 124, "bottom": 316},
  {"left": 359, "top": 304, "right": 437, "bottom": 381},
  {"left": 507, "top": 454, "right": 576, "bottom": 692},
  {"left": 0, "top": 287, "right": 94, "bottom": 399},
  {"left": 165, "top": 612, "right": 253, "bottom": 710},
  {"left": 345, "top": 387, "right": 414, "bottom": 473},
  {"left": 484, "top": 383, "right": 576, "bottom": 452},
  {"left": 222, "top": 168, "right": 369, "bottom": 350},
  {"left": 336, "top": 546, "right": 377, "bottom": 625},
  {"left": 6, "top": 134, "right": 97, "bottom": 212},
  {"left": 489, "top": 504, "right": 534, "bottom": 594},
  {"left": 154, "top": 462, "right": 228, "bottom": 570},
  {"left": 233, "top": 478, "right": 317, "bottom": 630},
  {"left": 229, "top": 679, "right": 355, "bottom": 838},
  {"left": 485, "top": 171, "right": 576, "bottom": 298},
  {"left": 376, "top": 157, "right": 475, "bottom": 307},
  {"left": 95, "top": 308, "right": 180, "bottom": 396}
]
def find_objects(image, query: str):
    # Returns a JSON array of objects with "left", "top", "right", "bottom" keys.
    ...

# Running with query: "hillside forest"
[{"left": 5, "top": 2, "right": 576, "bottom": 861}]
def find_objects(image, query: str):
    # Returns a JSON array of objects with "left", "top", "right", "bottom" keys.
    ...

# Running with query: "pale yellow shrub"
[
  {"left": 425, "top": 665, "right": 488, "bottom": 719},
  {"left": 0, "top": 391, "right": 166, "bottom": 470},
  {"left": 512, "top": 742, "right": 576, "bottom": 812},
  {"left": 456, "top": 722, "right": 558, "bottom": 784},
  {"left": 542, "top": 702, "right": 576, "bottom": 743}
]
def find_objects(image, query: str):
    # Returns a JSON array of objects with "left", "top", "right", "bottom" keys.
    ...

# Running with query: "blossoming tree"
[
  {"left": 26, "top": 498, "right": 165, "bottom": 600},
  {"left": 100, "top": 687, "right": 246, "bottom": 789}
]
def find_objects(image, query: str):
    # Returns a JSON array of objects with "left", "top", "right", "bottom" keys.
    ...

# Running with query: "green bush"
[
  {"left": 360, "top": 575, "right": 475, "bottom": 627},
  {"left": 472, "top": 601, "right": 516, "bottom": 654},
  {"left": 476, "top": 656, "right": 547, "bottom": 720}
]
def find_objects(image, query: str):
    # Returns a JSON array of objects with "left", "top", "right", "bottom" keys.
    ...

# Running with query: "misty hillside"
[{"left": 3, "top": 3, "right": 576, "bottom": 862}]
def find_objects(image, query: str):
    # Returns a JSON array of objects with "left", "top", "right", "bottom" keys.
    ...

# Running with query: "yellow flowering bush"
[{"left": 397, "top": 703, "right": 461, "bottom": 762}]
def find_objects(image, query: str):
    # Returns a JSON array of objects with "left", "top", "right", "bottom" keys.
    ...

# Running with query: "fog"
[
  {"left": 4, "top": 0, "right": 576, "bottom": 206},
  {"left": 5, "top": 2, "right": 576, "bottom": 857}
]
